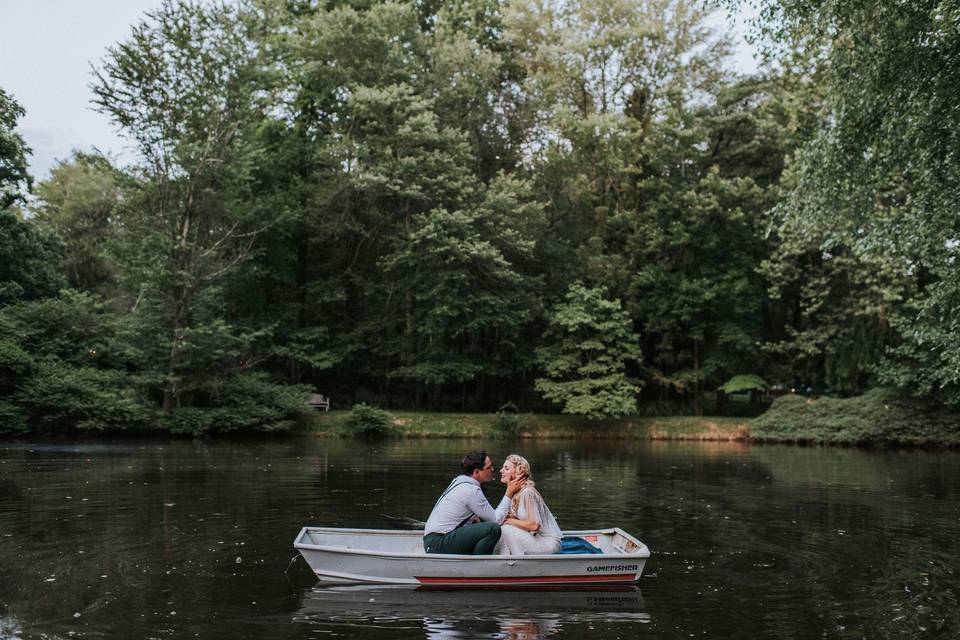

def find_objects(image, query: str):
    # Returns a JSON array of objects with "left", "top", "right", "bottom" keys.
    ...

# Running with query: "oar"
[{"left": 381, "top": 514, "right": 426, "bottom": 529}]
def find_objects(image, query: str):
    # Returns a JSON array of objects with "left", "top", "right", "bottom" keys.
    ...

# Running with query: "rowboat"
[{"left": 293, "top": 526, "right": 650, "bottom": 586}]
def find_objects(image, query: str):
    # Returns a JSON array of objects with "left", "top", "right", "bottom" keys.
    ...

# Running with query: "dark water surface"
[{"left": 1, "top": 437, "right": 958, "bottom": 639}]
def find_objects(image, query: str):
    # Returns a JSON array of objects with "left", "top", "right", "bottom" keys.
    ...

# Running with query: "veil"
[{"left": 515, "top": 486, "right": 562, "bottom": 539}]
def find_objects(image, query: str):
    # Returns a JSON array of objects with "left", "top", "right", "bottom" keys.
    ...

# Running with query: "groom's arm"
[{"left": 464, "top": 485, "right": 511, "bottom": 524}]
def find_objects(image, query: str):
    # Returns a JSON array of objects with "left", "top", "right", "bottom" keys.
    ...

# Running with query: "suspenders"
[
  {"left": 431, "top": 477, "right": 477, "bottom": 530},
  {"left": 434, "top": 478, "right": 471, "bottom": 506}
]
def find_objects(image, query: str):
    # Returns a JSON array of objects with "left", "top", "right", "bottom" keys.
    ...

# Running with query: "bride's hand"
[{"left": 505, "top": 517, "right": 540, "bottom": 533}]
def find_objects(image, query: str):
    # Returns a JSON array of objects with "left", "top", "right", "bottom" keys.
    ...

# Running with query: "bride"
[{"left": 493, "top": 454, "right": 562, "bottom": 555}]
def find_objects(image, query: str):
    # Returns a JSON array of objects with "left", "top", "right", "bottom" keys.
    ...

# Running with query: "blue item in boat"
[{"left": 558, "top": 536, "right": 603, "bottom": 554}]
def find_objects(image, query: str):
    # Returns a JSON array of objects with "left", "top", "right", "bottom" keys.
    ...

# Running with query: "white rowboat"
[{"left": 293, "top": 526, "right": 650, "bottom": 586}]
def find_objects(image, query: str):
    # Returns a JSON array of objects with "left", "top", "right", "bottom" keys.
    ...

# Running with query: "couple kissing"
[{"left": 422, "top": 450, "right": 561, "bottom": 556}]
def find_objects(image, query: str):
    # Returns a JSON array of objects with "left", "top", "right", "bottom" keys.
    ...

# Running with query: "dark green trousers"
[{"left": 423, "top": 522, "right": 502, "bottom": 555}]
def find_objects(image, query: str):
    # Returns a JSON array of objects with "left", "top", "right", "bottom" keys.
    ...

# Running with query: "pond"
[{"left": 1, "top": 437, "right": 958, "bottom": 639}]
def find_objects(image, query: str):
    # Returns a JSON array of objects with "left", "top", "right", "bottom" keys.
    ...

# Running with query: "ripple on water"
[{"left": 1, "top": 438, "right": 959, "bottom": 639}]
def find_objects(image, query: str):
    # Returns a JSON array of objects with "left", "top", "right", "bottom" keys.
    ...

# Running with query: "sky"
[
  {"left": 1, "top": 0, "right": 760, "bottom": 182},
  {"left": 1, "top": 0, "right": 164, "bottom": 180}
]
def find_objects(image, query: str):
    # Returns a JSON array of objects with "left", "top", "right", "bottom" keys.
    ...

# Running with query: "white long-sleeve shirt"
[{"left": 423, "top": 475, "right": 511, "bottom": 535}]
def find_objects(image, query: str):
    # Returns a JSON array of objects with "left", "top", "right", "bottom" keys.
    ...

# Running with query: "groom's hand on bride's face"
[{"left": 506, "top": 477, "right": 525, "bottom": 497}]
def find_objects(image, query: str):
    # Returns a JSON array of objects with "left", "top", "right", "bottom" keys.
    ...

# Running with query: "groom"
[{"left": 423, "top": 450, "right": 524, "bottom": 555}]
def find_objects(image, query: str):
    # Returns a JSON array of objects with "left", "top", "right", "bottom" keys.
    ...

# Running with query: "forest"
[{"left": 1, "top": 0, "right": 957, "bottom": 435}]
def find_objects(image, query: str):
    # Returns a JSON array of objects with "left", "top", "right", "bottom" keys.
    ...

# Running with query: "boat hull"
[{"left": 294, "top": 527, "right": 649, "bottom": 586}]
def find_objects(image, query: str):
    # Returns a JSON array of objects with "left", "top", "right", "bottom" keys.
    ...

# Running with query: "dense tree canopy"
[
  {"left": 2, "top": 0, "right": 957, "bottom": 434},
  {"left": 737, "top": 0, "right": 960, "bottom": 403}
]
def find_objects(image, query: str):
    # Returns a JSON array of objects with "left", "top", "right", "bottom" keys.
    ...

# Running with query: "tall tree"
[
  {"left": 740, "top": 0, "right": 960, "bottom": 402},
  {"left": 503, "top": 0, "right": 735, "bottom": 290},
  {"left": 278, "top": 1, "right": 548, "bottom": 407},
  {"left": 506, "top": 0, "right": 780, "bottom": 411},
  {"left": 381, "top": 174, "right": 544, "bottom": 403},
  {"left": 92, "top": 0, "right": 277, "bottom": 411},
  {"left": 0, "top": 211, "right": 65, "bottom": 306},
  {"left": 0, "top": 87, "right": 31, "bottom": 209},
  {"left": 30, "top": 152, "right": 124, "bottom": 292},
  {"left": 535, "top": 282, "right": 642, "bottom": 418},
  {"left": 624, "top": 72, "right": 820, "bottom": 411}
]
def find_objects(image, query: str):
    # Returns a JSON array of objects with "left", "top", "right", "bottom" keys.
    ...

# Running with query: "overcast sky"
[
  {"left": 1, "top": 0, "right": 163, "bottom": 180},
  {"left": 1, "top": 0, "right": 760, "bottom": 182}
]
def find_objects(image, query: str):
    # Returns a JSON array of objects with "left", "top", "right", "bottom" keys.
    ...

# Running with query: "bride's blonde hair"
[{"left": 505, "top": 454, "right": 536, "bottom": 514}]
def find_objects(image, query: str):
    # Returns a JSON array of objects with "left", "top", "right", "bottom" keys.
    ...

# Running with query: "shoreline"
[
  {"left": 310, "top": 410, "right": 750, "bottom": 440},
  {"left": 4, "top": 391, "right": 958, "bottom": 449},
  {"left": 308, "top": 406, "right": 960, "bottom": 449}
]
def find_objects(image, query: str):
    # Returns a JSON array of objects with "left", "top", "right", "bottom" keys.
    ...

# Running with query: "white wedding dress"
[{"left": 494, "top": 486, "right": 562, "bottom": 555}]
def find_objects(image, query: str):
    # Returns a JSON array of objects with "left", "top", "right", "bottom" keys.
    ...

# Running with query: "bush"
[
  {"left": 344, "top": 403, "right": 394, "bottom": 437},
  {"left": 207, "top": 373, "right": 312, "bottom": 433},
  {"left": 751, "top": 388, "right": 960, "bottom": 446},
  {"left": 492, "top": 402, "right": 536, "bottom": 437},
  {"left": 0, "top": 339, "right": 33, "bottom": 393},
  {"left": 160, "top": 407, "right": 216, "bottom": 436},
  {"left": 17, "top": 358, "right": 150, "bottom": 432},
  {"left": 0, "top": 399, "right": 28, "bottom": 435},
  {"left": 493, "top": 402, "right": 521, "bottom": 436},
  {"left": 161, "top": 373, "right": 313, "bottom": 435},
  {"left": 0, "top": 291, "right": 120, "bottom": 367}
]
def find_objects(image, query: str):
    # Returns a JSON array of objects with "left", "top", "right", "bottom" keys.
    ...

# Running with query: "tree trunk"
[
  {"left": 163, "top": 296, "right": 186, "bottom": 412},
  {"left": 290, "top": 229, "right": 308, "bottom": 384},
  {"left": 692, "top": 341, "right": 703, "bottom": 416},
  {"left": 163, "top": 205, "right": 192, "bottom": 413},
  {"left": 404, "top": 288, "right": 415, "bottom": 363},
  {"left": 716, "top": 389, "right": 727, "bottom": 416}
]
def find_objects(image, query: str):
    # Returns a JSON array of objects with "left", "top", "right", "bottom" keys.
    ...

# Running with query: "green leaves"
[
  {"left": 0, "top": 400, "right": 28, "bottom": 435},
  {"left": 0, "top": 211, "right": 65, "bottom": 306},
  {"left": 535, "top": 283, "right": 642, "bottom": 418},
  {"left": 0, "top": 87, "right": 31, "bottom": 209},
  {"left": 158, "top": 373, "right": 312, "bottom": 435},
  {"left": 344, "top": 402, "right": 395, "bottom": 437},
  {"left": 17, "top": 360, "right": 150, "bottom": 432},
  {"left": 30, "top": 152, "right": 122, "bottom": 292},
  {"left": 91, "top": 0, "right": 294, "bottom": 412},
  {"left": 720, "top": 374, "right": 769, "bottom": 394},
  {"left": 8, "top": 0, "right": 957, "bottom": 432},
  {"left": 740, "top": 0, "right": 960, "bottom": 401},
  {"left": 0, "top": 340, "right": 33, "bottom": 394},
  {"left": 380, "top": 196, "right": 540, "bottom": 386},
  {"left": 0, "top": 291, "right": 117, "bottom": 366}
]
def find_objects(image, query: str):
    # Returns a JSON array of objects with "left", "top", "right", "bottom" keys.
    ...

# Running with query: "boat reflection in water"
[{"left": 295, "top": 584, "right": 647, "bottom": 639}]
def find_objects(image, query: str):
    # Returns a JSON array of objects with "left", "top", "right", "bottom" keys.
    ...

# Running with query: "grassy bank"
[
  {"left": 310, "top": 388, "right": 960, "bottom": 448},
  {"left": 310, "top": 410, "right": 749, "bottom": 440},
  {"left": 750, "top": 388, "right": 960, "bottom": 447}
]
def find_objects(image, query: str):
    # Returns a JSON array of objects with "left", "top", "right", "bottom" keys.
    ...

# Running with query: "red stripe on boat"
[{"left": 416, "top": 574, "right": 635, "bottom": 585}]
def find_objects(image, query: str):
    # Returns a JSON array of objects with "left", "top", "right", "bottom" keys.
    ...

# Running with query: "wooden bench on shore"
[{"left": 307, "top": 393, "right": 330, "bottom": 412}]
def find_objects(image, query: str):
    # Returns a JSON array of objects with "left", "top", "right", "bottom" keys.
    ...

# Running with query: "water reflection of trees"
[
  {"left": 622, "top": 442, "right": 960, "bottom": 638},
  {"left": 0, "top": 439, "right": 322, "bottom": 637},
  {"left": 1, "top": 439, "right": 958, "bottom": 638}
]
